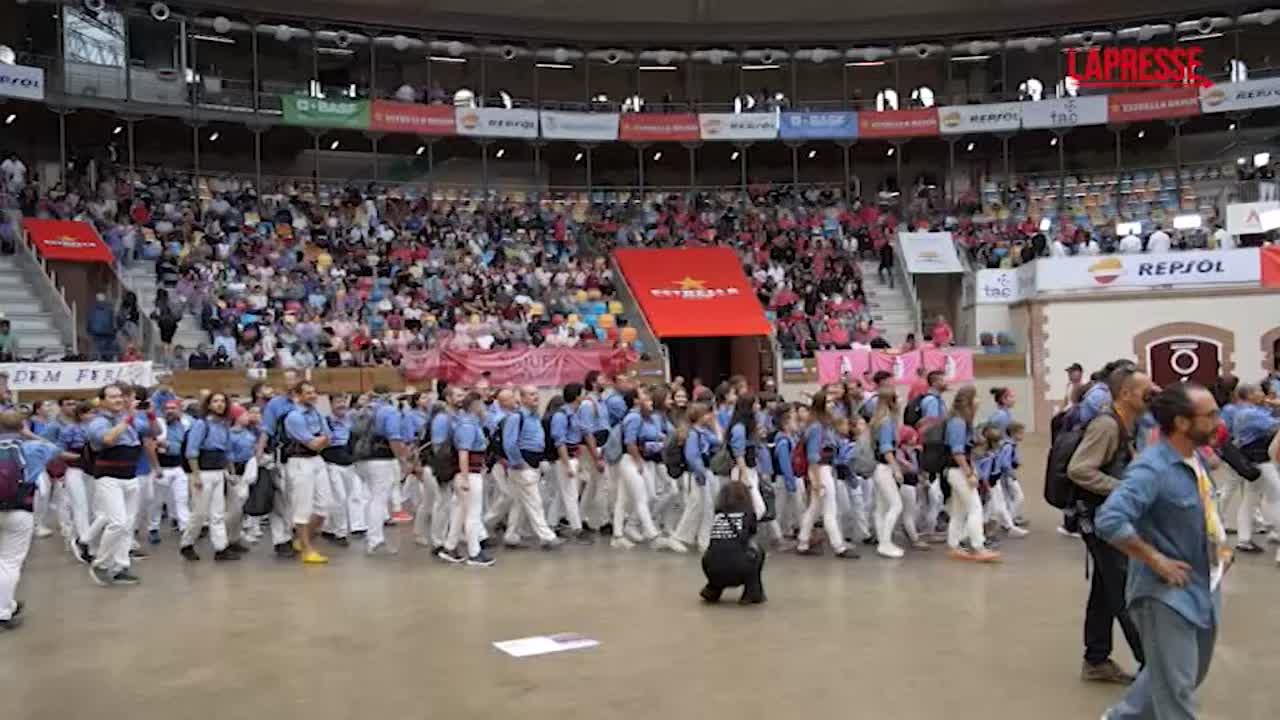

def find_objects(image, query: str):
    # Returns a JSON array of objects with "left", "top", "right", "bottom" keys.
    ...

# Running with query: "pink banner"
[
  {"left": 868, "top": 350, "right": 923, "bottom": 385},
  {"left": 402, "top": 347, "right": 632, "bottom": 387},
  {"left": 815, "top": 350, "right": 871, "bottom": 384},
  {"left": 920, "top": 347, "right": 975, "bottom": 383}
]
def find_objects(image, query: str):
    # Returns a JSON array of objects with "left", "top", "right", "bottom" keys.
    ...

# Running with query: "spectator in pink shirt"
[{"left": 929, "top": 315, "right": 954, "bottom": 347}]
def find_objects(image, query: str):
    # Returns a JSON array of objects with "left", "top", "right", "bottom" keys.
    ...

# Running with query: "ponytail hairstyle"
[
  {"left": 950, "top": 385, "right": 978, "bottom": 424},
  {"left": 989, "top": 386, "right": 1012, "bottom": 407}
]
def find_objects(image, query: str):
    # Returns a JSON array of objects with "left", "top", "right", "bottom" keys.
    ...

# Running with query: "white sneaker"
[
  {"left": 1056, "top": 525, "right": 1080, "bottom": 539},
  {"left": 1006, "top": 526, "right": 1030, "bottom": 539},
  {"left": 610, "top": 537, "right": 635, "bottom": 550},
  {"left": 414, "top": 536, "right": 433, "bottom": 548},
  {"left": 367, "top": 541, "right": 399, "bottom": 556},
  {"left": 876, "top": 544, "right": 905, "bottom": 559},
  {"left": 655, "top": 536, "right": 687, "bottom": 553},
  {"left": 624, "top": 526, "right": 645, "bottom": 544},
  {"left": 35, "top": 526, "right": 54, "bottom": 539}
]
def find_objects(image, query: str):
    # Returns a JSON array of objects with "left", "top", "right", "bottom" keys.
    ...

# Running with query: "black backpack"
[
  {"left": 1043, "top": 413, "right": 1130, "bottom": 510},
  {"left": 662, "top": 427, "right": 688, "bottom": 478},
  {"left": 542, "top": 412, "right": 558, "bottom": 459},
  {"left": 903, "top": 394, "right": 927, "bottom": 428},
  {"left": 349, "top": 408, "right": 377, "bottom": 461},
  {"left": 486, "top": 414, "right": 523, "bottom": 465},
  {"left": 918, "top": 421, "right": 951, "bottom": 475}
]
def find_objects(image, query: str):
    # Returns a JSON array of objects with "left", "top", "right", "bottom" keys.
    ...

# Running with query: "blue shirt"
[
  {"left": 0, "top": 434, "right": 61, "bottom": 482},
  {"left": 484, "top": 403, "right": 508, "bottom": 434},
  {"left": 1231, "top": 404, "right": 1279, "bottom": 447},
  {"left": 34, "top": 418, "right": 63, "bottom": 443},
  {"left": 684, "top": 426, "right": 718, "bottom": 478},
  {"left": 997, "top": 441, "right": 1019, "bottom": 476},
  {"left": 400, "top": 408, "right": 427, "bottom": 443},
  {"left": 549, "top": 407, "right": 580, "bottom": 448},
  {"left": 283, "top": 405, "right": 327, "bottom": 445},
  {"left": 373, "top": 402, "right": 406, "bottom": 442},
  {"left": 987, "top": 407, "right": 1012, "bottom": 435},
  {"left": 715, "top": 405, "right": 734, "bottom": 431},
  {"left": 161, "top": 418, "right": 187, "bottom": 457},
  {"left": 727, "top": 422, "right": 752, "bottom": 459},
  {"left": 603, "top": 390, "right": 629, "bottom": 426},
  {"left": 623, "top": 411, "right": 667, "bottom": 456},
  {"left": 86, "top": 412, "right": 143, "bottom": 450},
  {"left": 943, "top": 416, "right": 970, "bottom": 456},
  {"left": 577, "top": 395, "right": 609, "bottom": 434},
  {"left": 756, "top": 434, "right": 773, "bottom": 476},
  {"left": 1095, "top": 440, "right": 1219, "bottom": 630},
  {"left": 503, "top": 407, "right": 545, "bottom": 467},
  {"left": 833, "top": 436, "right": 854, "bottom": 467},
  {"left": 1077, "top": 383, "right": 1112, "bottom": 424},
  {"left": 920, "top": 392, "right": 944, "bottom": 420},
  {"left": 452, "top": 415, "right": 487, "bottom": 452},
  {"left": 186, "top": 417, "right": 231, "bottom": 457},
  {"left": 58, "top": 423, "right": 88, "bottom": 452},
  {"left": 1219, "top": 403, "right": 1240, "bottom": 434},
  {"left": 229, "top": 427, "right": 258, "bottom": 463},
  {"left": 773, "top": 434, "right": 798, "bottom": 491},
  {"left": 327, "top": 414, "right": 351, "bottom": 448},
  {"left": 429, "top": 409, "right": 454, "bottom": 448},
  {"left": 875, "top": 419, "right": 897, "bottom": 457},
  {"left": 262, "top": 395, "right": 296, "bottom": 438},
  {"left": 804, "top": 423, "right": 830, "bottom": 465},
  {"left": 974, "top": 451, "right": 997, "bottom": 483}
]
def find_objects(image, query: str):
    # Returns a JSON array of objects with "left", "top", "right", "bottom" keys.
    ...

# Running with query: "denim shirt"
[
  {"left": 1095, "top": 440, "right": 1219, "bottom": 630},
  {"left": 186, "top": 417, "right": 231, "bottom": 457},
  {"left": 503, "top": 408, "right": 545, "bottom": 467},
  {"left": 622, "top": 411, "right": 666, "bottom": 456},
  {"left": 452, "top": 415, "right": 488, "bottom": 452},
  {"left": 1077, "top": 383, "right": 1112, "bottom": 424},
  {"left": 684, "top": 426, "right": 718, "bottom": 479},
  {"left": 1231, "top": 404, "right": 1279, "bottom": 447},
  {"left": 549, "top": 407, "right": 581, "bottom": 447},
  {"left": 229, "top": 427, "right": 258, "bottom": 463},
  {"left": 804, "top": 423, "right": 832, "bottom": 465}
]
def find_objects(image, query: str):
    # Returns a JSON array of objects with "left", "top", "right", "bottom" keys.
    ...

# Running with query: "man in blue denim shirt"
[{"left": 1096, "top": 383, "right": 1228, "bottom": 720}]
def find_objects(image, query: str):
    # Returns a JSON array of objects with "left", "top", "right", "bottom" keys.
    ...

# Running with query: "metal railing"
[
  {"left": 15, "top": 231, "right": 78, "bottom": 353},
  {"left": 890, "top": 235, "right": 924, "bottom": 339}
]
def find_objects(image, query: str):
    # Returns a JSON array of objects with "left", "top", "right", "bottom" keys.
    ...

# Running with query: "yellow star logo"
[{"left": 673, "top": 276, "right": 706, "bottom": 290}]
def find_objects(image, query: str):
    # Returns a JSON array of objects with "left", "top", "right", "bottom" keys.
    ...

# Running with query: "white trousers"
[
  {"left": 268, "top": 461, "right": 293, "bottom": 546},
  {"left": 924, "top": 477, "right": 945, "bottom": 532},
  {"left": 347, "top": 462, "right": 370, "bottom": 533},
  {"left": 1215, "top": 466, "right": 1245, "bottom": 531},
  {"left": 59, "top": 467, "right": 93, "bottom": 544},
  {"left": 484, "top": 464, "right": 514, "bottom": 532},
  {"left": 650, "top": 462, "right": 684, "bottom": 533},
  {"left": 324, "top": 463, "right": 357, "bottom": 537},
  {"left": 446, "top": 472, "right": 485, "bottom": 558},
  {"left": 33, "top": 472, "right": 55, "bottom": 532},
  {"left": 773, "top": 474, "right": 808, "bottom": 536},
  {"left": 1238, "top": 462, "right": 1280, "bottom": 545},
  {"left": 579, "top": 454, "right": 613, "bottom": 530},
  {"left": 613, "top": 455, "right": 659, "bottom": 540},
  {"left": 798, "top": 466, "right": 848, "bottom": 554},
  {"left": 286, "top": 455, "right": 331, "bottom": 526},
  {"left": 182, "top": 470, "right": 227, "bottom": 552},
  {"left": 985, "top": 483, "right": 1017, "bottom": 531},
  {"left": 872, "top": 464, "right": 904, "bottom": 552},
  {"left": 133, "top": 472, "right": 155, "bottom": 537},
  {"left": 92, "top": 475, "right": 140, "bottom": 573},
  {"left": 412, "top": 468, "right": 452, "bottom": 547},
  {"left": 225, "top": 464, "right": 250, "bottom": 545},
  {"left": 357, "top": 459, "right": 400, "bottom": 550},
  {"left": 150, "top": 466, "right": 191, "bottom": 534},
  {"left": 674, "top": 473, "right": 718, "bottom": 551},
  {"left": 838, "top": 477, "right": 873, "bottom": 542},
  {"left": 504, "top": 465, "right": 556, "bottom": 544},
  {"left": 1003, "top": 476, "right": 1026, "bottom": 521},
  {"left": 899, "top": 484, "right": 923, "bottom": 543},
  {"left": 553, "top": 458, "right": 584, "bottom": 531},
  {"left": 945, "top": 468, "right": 986, "bottom": 550},
  {"left": 0, "top": 511, "right": 33, "bottom": 621}
]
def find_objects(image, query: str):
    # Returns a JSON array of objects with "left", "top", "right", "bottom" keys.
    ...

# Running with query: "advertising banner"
[
  {"left": 539, "top": 110, "right": 619, "bottom": 141},
  {"left": 618, "top": 113, "right": 700, "bottom": 142},
  {"left": 0, "top": 63, "right": 45, "bottom": 101},
  {"left": 402, "top": 348, "right": 630, "bottom": 387},
  {"left": 815, "top": 350, "right": 872, "bottom": 384},
  {"left": 1106, "top": 88, "right": 1201, "bottom": 122},
  {"left": 1020, "top": 96, "right": 1108, "bottom": 129},
  {"left": 920, "top": 347, "right": 975, "bottom": 384},
  {"left": 974, "top": 269, "right": 1027, "bottom": 304},
  {"left": 454, "top": 107, "right": 539, "bottom": 138},
  {"left": 858, "top": 109, "right": 939, "bottom": 138},
  {"left": 869, "top": 350, "right": 924, "bottom": 385},
  {"left": 779, "top": 111, "right": 858, "bottom": 139},
  {"left": 1200, "top": 77, "right": 1280, "bottom": 114},
  {"left": 1225, "top": 201, "right": 1280, "bottom": 235},
  {"left": 1034, "top": 249, "right": 1261, "bottom": 292},
  {"left": 898, "top": 232, "right": 964, "bottom": 274},
  {"left": 698, "top": 112, "right": 779, "bottom": 141},
  {"left": 369, "top": 101, "right": 455, "bottom": 135},
  {"left": 281, "top": 96, "right": 370, "bottom": 129},
  {"left": 21, "top": 218, "right": 113, "bottom": 263},
  {"left": 937, "top": 102, "right": 1022, "bottom": 134},
  {"left": 0, "top": 362, "right": 156, "bottom": 390},
  {"left": 612, "top": 247, "right": 771, "bottom": 338}
]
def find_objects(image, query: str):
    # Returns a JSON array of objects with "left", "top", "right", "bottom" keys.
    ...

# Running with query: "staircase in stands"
[
  {"left": 120, "top": 266, "right": 207, "bottom": 355},
  {"left": 857, "top": 259, "right": 919, "bottom": 345},
  {"left": 0, "top": 253, "right": 73, "bottom": 355}
]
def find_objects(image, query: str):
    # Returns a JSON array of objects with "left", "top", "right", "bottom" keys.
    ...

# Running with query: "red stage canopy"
[{"left": 613, "top": 247, "right": 771, "bottom": 338}]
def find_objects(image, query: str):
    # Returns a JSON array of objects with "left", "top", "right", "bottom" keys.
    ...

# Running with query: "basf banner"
[
  {"left": 698, "top": 112, "right": 779, "bottom": 141},
  {"left": 1033, "top": 249, "right": 1260, "bottom": 292},
  {"left": 454, "top": 108, "right": 539, "bottom": 138},
  {"left": 937, "top": 102, "right": 1022, "bottom": 134},
  {"left": 539, "top": 111, "right": 619, "bottom": 141},
  {"left": 1020, "top": 96, "right": 1108, "bottom": 129},
  {"left": 1200, "top": 78, "right": 1280, "bottom": 114},
  {"left": 779, "top": 111, "right": 858, "bottom": 139}
]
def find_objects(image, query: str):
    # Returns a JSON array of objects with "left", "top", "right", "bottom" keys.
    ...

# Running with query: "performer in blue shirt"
[
  {"left": 549, "top": 384, "right": 590, "bottom": 542},
  {"left": 85, "top": 383, "right": 158, "bottom": 587},
  {"left": 0, "top": 410, "right": 65, "bottom": 630},
  {"left": 320, "top": 395, "right": 358, "bottom": 548},
  {"left": 671, "top": 404, "right": 720, "bottom": 553},
  {"left": 57, "top": 401, "right": 96, "bottom": 565},
  {"left": 613, "top": 387, "right": 665, "bottom": 549},
  {"left": 438, "top": 392, "right": 493, "bottom": 567},
  {"left": 282, "top": 382, "right": 334, "bottom": 565},
  {"left": 499, "top": 385, "right": 560, "bottom": 550},
  {"left": 797, "top": 393, "right": 857, "bottom": 560},
  {"left": 181, "top": 392, "right": 237, "bottom": 563},
  {"left": 416, "top": 386, "right": 460, "bottom": 553},
  {"left": 869, "top": 388, "right": 906, "bottom": 559},
  {"left": 149, "top": 400, "right": 191, "bottom": 546}
]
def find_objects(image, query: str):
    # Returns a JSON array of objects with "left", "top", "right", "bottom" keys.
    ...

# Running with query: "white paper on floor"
[{"left": 493, "top": 633, "right": 600, "bottom": 658}]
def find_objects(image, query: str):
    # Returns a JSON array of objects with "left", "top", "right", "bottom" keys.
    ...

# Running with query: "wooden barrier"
[{"left": 974, "top": 353, "right": 1026, "bottom": 378}]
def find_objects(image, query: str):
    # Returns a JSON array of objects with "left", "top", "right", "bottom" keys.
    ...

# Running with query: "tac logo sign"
[
  {"left": 1066, "top": 46, "right": 1212, "bottom": 89},
  {"left": 649, "top": 276, "right": 741, "bottom": 299}
]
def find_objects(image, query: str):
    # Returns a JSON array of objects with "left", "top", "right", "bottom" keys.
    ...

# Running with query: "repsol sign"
[{"left": 1135, "top": 259, "right": 1224, "bottom": 277}]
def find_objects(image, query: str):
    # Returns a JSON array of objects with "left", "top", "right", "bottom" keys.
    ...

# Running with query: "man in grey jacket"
[{"left": 1067, "top": 365, "right": 1153, "bottom": 684}]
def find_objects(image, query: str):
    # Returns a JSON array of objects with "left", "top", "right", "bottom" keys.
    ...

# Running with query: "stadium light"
[
  {"left": 329, "top": 140, "right": 340, "bottom": 150},
  {"left": 807, "top": 149, "right": 817, "bottom": 159},
  {"left": 730, "top": 151, "right": 740, "bottom": 161},
  {"left": 1116, "top": 221, "right": 1142, "bottom": 236},
  {"left": 1039, "top": 218, "right": 1051, "bottom": 232},
  {"left": 416, "top": 146, "right": 425, "bottom": 156},
  {"left": 1172, "top": 214, "right": 1202, "bottom": 230},
  {"left": 886, "top": 147, "right": 895, "bottom": 157},
  {"left": 3, "top": 114, "right": 15, "bottom": 126},
  {"left": 652, "top": 151, "right": 662, "bottom": 161},
  {"left": 1254, "top": 152, "right": 1271, "bottom": 168}
]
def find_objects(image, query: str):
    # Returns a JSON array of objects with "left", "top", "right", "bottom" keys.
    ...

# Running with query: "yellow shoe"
[{"left": 301, "top": 551, "right": 329, "bottom": 564}]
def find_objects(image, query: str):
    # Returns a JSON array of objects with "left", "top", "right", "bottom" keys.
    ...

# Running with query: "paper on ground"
[{"left": 493, "top": 633, "right": 600, "bottom": 658}]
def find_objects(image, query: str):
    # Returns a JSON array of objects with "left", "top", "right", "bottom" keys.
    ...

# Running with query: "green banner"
[{"left": 281, "top": 96, "right": 370, "bottom": 130}]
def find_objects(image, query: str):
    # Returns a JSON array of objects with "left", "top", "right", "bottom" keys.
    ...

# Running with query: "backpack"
[
  {"left": 542, "top": 412, "right": 558, "bottom": 459},
  {"left": 919, "top": 421, "right": 952, "bottom": 475},
  {"left": 349, "top": 408, "right": 377, "bottom": 461},
  {"left": 487, "top": 414, "right": 523, "bottom": 465},
  {"left": 903, "top": 394, "right": 926, "bottom": 428},
  {"left": 0, "top": 438, "right": 32, "bottom": 512},
  {"left": 602, "top": 422, "right": 626, "bottom": 465},
  {"left": 662, "top": 430, "right": 688, "bottom": 478},
  {"left": 243, "top": 464, "right": 275, "bottom": 517},
  {"left": 851, "top": 435, "right": 878, "bottom": 477},
  {"left": 1043, "top": 413, "right": 1131, "bottom": 510}
]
